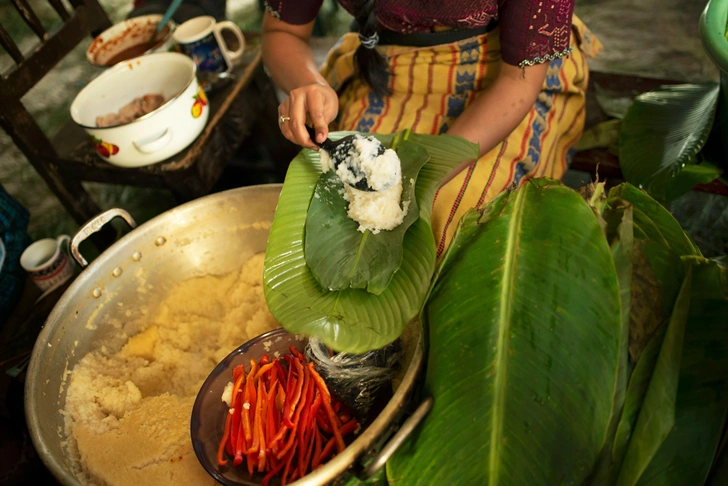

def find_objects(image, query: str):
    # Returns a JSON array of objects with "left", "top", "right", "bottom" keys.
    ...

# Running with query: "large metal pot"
[{"left": 25, "top": 184, "right": 427, "bottom": 485}]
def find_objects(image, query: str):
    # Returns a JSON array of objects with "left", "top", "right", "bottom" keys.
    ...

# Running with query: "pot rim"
[
  {"left": 71, "top": 51, "right": 197, "bottom": 131},
  {"left": 86, "top": 14, "right": 176, "bottom": 68},
  {"left": 24, "top": 183, "right": 424, "bottom": 486}
]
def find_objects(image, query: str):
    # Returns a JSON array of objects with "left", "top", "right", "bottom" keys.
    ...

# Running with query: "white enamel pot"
[{"left": 70, "top": 52, "right": 209, "bottom": 168}]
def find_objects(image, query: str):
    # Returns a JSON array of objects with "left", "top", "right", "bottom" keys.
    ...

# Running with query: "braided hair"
[{"left": 352, "top": 0, "right": 390, "bottom": 98}]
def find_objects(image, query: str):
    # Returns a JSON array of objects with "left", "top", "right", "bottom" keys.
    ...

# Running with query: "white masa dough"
[
  {"left": 321, "top": 135, "right": 408, "bottom": 234},
  {"left": 63, "top": 253, "right": 278, "bottom": 486}
]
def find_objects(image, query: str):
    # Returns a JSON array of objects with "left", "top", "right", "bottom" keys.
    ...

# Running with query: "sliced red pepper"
[
  {"left": 281, "top": 445, "right": 297, "bottom": 486},
  {"left": 299, "top": 415, "right": 317, "bottom": 477},
  {"left": 284, "top": 359, "right": 305, "bottom": 428},
  {"left": 316, "top": 410, "right": 332, "bottom": 434},
  {"left": 255, "top": 362, "right": 275, "bottom": 382},
  {"left": 257, "top": 379, "right": 267, "bottom": 472},
  {"left": 217, "top": 412, "right": 233, "bottom": 466},
  {"left": 274, "top": 358, "right": 287, "bottom": 386},
  {"left": 276, "top": 366, "right": 309, "bottom": 460},
  {"left": 289, "top": 345, "right": 305, "bottom": 361},
  {"left": 310, "top": 364, "right": 345, "bottom": 453},
  {"left": 312, "top": 423, "right": 322, "bottom": 470},
  {"left": 260, "top": 354, "right": 270, "bottom": 365},
  {"left": 261, "top": 455, "right": 286, "bottom": 486},
  {"left": 233, "top": 363, "right": 246, "bottom": 382},
  {"left": 229, "top": 373, "right": 245, "bottom": 461}
]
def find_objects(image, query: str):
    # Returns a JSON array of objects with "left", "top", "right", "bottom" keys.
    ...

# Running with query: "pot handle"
[
  {"left": 355, "top": 396, "right": 433, "bottom": 480},
  {"left": 71, "top": 208, "right": 137, "bottom": 268},
  {"left": 133, "top": 128, "right": 173, "bottom": 154}
]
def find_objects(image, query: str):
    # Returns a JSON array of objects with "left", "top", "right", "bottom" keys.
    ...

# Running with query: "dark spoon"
[{"left": 305, "top": 126, "right": 384, "bottom": 192}]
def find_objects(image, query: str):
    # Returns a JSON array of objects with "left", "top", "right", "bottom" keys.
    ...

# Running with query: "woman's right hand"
[{"left": 278, "top": 83, "right": 339, "bottom": 149}]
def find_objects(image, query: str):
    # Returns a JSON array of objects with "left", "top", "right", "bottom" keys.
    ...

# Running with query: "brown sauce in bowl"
[{"left": 100, "top": 25, "right": 171, "bottom": 66}]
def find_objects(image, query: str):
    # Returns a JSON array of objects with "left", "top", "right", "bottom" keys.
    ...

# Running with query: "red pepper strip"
[
  {"left": 260, "top": 354, "right": 270, "bottom": 365},
  {"left": 275, "top": 365, "right": 309, "bottom": 460},
  {"left": 246, "top": 448, "right": 256, "bottom": 478},
  {"left": 255, "top": 362, "right": 275, "bottom": 382},
  {"left": 318, "top": 437, "right": 336, "bottom": 467},
  {"left": 312, "top": 423, "right": 322, "bottom": 469},
  {"left": 281, "top": 446, "right": 297, "bottom": 486},
  {"left": 217, "top": 412, "right": 233, "bottom": 466},
  {"left": 289, "top": 469, "right": 299, "bottom": 483},
  {"left": 289, "top": 345, "right": 305, "bottom": 361},
  {"left": 299, "top": 415, "right": 317, "bottom": 477},
  {"left": 281, "top": 357, "right": 296, "bottom": 428},
  {"left": 261, "top": 454, "right": 287, "bottom": 486},
  {"left": 284, "top": 359, "right": 305, "bottom": 428},
  {"left": 249, "top": 378, "right": 265, "bottom": 454},
  {"left": 274, "top": 359, "right": 287, "bottom": 386},
  {"left": 233, "top": 363, "right": 246, "bottom": 382},
  {"left": 242, "top": 363, "right": 258, "bottom": 444},
  {"left": 296, "top": 366, "right": 312, "bottom": 476},
  {"left": 257, "top": 379, "right": 267, "bottom": 472},
  {"left": 333, "top": 401, "right": 341, "bottom": 413},
  {"left": 316, "top": 411, "right": 332, "bottom": 434},
  {"left": 234, "top": 412, "right": 246, "bottom": 466},
  {"left": 309, "top": 365, "right": 345, "bottom": 453},
  {"left": 306, "top": 393, "right": 322, "bottom": 431},
  {"left": 266, "top": 380, "right": 278, "bottom": 443},
  {"left": 229, "top": 374, "right": 245, "bottom": 462},
  {"left": 339, "top": 418, "right": 358, "bottom": 437}
]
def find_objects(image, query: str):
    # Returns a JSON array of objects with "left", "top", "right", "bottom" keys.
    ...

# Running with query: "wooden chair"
[{"left": 0, "top": 2, "right": 295, "bottom": 227}]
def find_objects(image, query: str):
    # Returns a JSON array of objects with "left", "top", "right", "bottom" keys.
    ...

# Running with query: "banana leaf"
[
  {"left": 618, "top": 83, "right": 721, "bottom": 203},
  {"left": 633, "top": 261, "right": 728, "bottom": 485},
  {"left": 387, "top": 180, "right": 623, "bottom": 485},
  {"left": 607, "top": 184, "right": 696, "bottom": 362},
  {"left": 305, "top": 139, "right": 430, "bottom": 294},
  {"left": 588, "top": 202, "right": 634, "bottom": 485},
  {"left": 607, "top": 184, "right": 701, "bottom": 258},
  {"left": 263, "top": 132, "right": 478, "bottom": 353},
  {"left": 615, "top": 268, "right": 692, "bottom": 486}
]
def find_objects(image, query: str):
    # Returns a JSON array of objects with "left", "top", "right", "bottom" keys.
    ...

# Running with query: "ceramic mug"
[
  {"left": 173, "top": 16, "right": 244, "bottom": 74},
  {"left": 20, "top": 235, "right": 74, "bottom": 293}
]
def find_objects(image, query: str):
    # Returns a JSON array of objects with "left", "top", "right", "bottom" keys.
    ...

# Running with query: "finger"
[
  {"left": 278, "top": 100, "right": 295, "bottom": 144},
  {"left": 289, "top": 92, "right": 315, "bottom": 149},
  {"left": 307, "top": 91, "right": 328, "bottom": 144}
]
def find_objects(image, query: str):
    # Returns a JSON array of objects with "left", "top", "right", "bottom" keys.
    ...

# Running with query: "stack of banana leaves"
[{"left": 263, "top": 131, "right": 728, "bottom": 485}]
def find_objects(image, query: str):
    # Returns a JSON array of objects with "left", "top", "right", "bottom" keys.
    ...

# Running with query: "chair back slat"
[
  {"left": 47, "top": 0, "right": 71, "bottom": 22},
  {"left": 10, "top": 0, "right": 48, "bottom": 40},
  {"left": 0, "top": 24, "right": 24, "bottom": 65}
]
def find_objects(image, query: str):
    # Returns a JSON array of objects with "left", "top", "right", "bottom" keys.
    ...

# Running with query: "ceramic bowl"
[
  {"left": 191, "top": 328, "right": 309, "bottom": 486},
  {"left": 86, "top": 14, "right": 176, "bottom": 67},
  {"left": 70, "top": 52, "right": 209, "bottom": 167}
]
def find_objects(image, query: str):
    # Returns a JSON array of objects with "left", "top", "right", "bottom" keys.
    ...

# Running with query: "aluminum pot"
[{"left": 25, "top": 184, "right": 428, "bottom": 485}]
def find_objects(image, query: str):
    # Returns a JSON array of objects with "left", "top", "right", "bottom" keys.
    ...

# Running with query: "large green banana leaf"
[
  {"left": 607, "top": 184, "right": 694, "bottom": 362},
  {"left": 633, "top": 260, "right": 728, "bottom": 485},
  {"left": 387, "top": 180, "right": 623, "bottom": 485},
  {"left": 589, "top": 201, "right": 634, "bottom": 485},
  {"left": 263, "top": 132, "right": 478, "bottom": 353},
  {"left": 615, "top": 269, "right": 692, "bottom": 486},
  {"left": 305, "top": 139, "right": 430, "bottom": 294},
  {"left": 618, "top": 83, "right": 722, "bottom": 203}
]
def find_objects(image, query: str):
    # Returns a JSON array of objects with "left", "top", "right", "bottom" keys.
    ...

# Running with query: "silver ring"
[{"left": 279, "top": 115, "right": 290, "bottom": 124}]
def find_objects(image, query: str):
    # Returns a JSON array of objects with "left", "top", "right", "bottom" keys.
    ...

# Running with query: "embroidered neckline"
[
  {"left": 263, "top": 1, "right": 281, "bottom": 20},
  {"left": 518, "top": 46, "right": 573, "bottom": 69}
]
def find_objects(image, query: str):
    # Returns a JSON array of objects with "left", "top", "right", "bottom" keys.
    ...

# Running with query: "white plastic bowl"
[{"left": 70, "top": 52, "right": 209, "bottom": 167}]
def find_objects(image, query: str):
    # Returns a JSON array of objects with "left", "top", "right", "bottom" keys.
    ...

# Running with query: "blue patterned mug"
[{"left": 173, "top": 16, "right": 244, "bottom": 74}]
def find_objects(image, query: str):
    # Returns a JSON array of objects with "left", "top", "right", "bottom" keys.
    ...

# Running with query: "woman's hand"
[{"left": 278, "top": 83, "right": 339, "bottom": 149}]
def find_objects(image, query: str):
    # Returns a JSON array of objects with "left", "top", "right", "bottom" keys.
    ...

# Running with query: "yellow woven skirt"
[{"left": 320, "top": 16, "right": 602, "bottom": 256}]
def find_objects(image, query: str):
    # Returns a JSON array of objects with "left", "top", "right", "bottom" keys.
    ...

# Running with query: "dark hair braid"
[{"left": 352, "top": 0, "right": 390, "bottom": 98}]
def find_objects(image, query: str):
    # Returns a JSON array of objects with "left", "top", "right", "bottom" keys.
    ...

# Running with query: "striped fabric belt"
[{"left": 377, "top": 22, "right": 498, "bottom": 47}]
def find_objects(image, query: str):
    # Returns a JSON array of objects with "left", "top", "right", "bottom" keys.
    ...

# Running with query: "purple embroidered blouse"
[{"left": 264, "top": 0, "right": 575, "bottom": 68}]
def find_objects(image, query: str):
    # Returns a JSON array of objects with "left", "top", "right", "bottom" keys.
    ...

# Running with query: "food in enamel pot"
[
  {"left": 320, "top": 135, "right": 408, "bottom": 234},
  {"left": 95, "top": 93, "right": 166, "bottom": 127},
  {"left": 63, "top": 254, "right": 278, "bottom": 486}
]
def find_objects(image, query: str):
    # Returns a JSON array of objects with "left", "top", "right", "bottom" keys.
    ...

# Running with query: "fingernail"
[{"left": 316, "top": 132, "right": 324, "bottom": 143}]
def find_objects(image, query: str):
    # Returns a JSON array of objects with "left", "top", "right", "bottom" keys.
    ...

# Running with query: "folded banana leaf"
[
  {"left": 387, "top": 179, "right": 624, "bottom": 485},
  {"left": 305, "top": 139, "right": 430, "bottom": 294},
  {"left": 628, "top": 260, "right": 728, "bottom": 485},
  {"left": 264, "top": 131, "right": 478, "bottom": 353}
]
